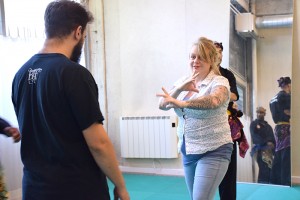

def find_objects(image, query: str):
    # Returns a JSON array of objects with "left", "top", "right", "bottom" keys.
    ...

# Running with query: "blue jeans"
[{"left": 182, "top": 144, "right": 233, "bottom": 200}]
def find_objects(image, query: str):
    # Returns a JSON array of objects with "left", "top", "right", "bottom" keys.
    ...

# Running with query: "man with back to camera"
[{"left": 11, "top": 1, "right": 129, "bottom": 199}]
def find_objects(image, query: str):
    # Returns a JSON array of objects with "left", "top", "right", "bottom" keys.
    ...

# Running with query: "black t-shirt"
[
  {"left": 250, "top": 119, "right": 275, "bottom": 145},
  {"left": 219, "top": 66, "right": 239, "bottom": 101},
  {"left": 12, "top": 53, "right": 109, "bottom": 200}
]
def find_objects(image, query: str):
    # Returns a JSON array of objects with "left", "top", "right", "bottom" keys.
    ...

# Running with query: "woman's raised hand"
[{"left": 177, "top": 72, "right": 199, "bottom": 93}]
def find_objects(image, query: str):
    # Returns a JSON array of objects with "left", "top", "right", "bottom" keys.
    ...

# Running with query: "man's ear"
[{"left": 74, "top": 26, "right": 83, "bottom": 40}]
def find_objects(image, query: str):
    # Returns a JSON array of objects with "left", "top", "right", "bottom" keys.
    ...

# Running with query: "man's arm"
[
  {"left": 0, "top": 117, "right": 21, "bottom": 142},
  {"left": 83, "top": 123, "right": 130, "bottom": 200},
  {"left": 226, "top": 70, "right": 239, "bottom": 101},
  {"left": 0, "top": 117, "right": 10, "bottom": 133},
  {"left": 230, "top": 92, "right": 238, "bottom": 102}
]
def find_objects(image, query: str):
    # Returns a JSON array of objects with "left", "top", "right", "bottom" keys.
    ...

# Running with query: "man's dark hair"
[
  {"left": 214, "top": 41, "right": 223, "bottom": 51},
  {"left": 277, "top": 76, "right": 291, "bottom": 87},
  {"left": 44, "top": 0, "right": 94, "bottom": 39}
]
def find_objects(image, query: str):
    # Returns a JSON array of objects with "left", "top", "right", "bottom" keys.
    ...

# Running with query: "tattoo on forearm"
[
  {"left": 185, "top": 86, "right": 229, "bottom": 109},
  {"left": 186, "top": 96, "right": 214, "bottom": 109}
]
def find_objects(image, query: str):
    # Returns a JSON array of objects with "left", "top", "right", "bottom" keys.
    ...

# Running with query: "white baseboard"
[
  {"left": 119, "top": 166, "right": 184, "bottom": 176},
  {"left": 292, "top": 176, "right": 300, "bottom": 185},
  {"left": 8, "top": 188, "right": 22, "bottom": 200}
]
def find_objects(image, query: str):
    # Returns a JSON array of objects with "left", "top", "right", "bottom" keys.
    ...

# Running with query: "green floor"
[{"left": 108, "top": 173, "right": 300, "bottom": 200}]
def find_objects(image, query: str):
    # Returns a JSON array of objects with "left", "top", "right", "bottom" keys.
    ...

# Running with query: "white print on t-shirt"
[{"left": 28, "top": 68, "right": 42, "bottom": 84}]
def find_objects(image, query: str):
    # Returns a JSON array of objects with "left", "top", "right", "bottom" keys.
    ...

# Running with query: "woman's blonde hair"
[{"left": 192, "top": 37, "right": 220, "bottom": 75}]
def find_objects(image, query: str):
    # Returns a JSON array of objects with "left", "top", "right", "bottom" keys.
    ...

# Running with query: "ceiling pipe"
[{"left": 256, "top": 14, "right": 293, "bottom": 29}]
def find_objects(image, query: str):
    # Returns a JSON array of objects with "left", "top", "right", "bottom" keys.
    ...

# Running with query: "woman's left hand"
[{"left": 156, "top": 87, "right": 185, "bottom": 108}]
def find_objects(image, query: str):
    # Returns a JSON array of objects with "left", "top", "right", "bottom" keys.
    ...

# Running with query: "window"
[
  {"left": 236, "top": 84, "right": 245, "bottom": 113},
  {"left": 3, "top": 0, "right": 84, "bottom": 38},
  {"left": 4, "top": 0, "right": 49, "bottom": 38},
  {"left": 2, "top": 0, "right": 87, "bottom": 66}
]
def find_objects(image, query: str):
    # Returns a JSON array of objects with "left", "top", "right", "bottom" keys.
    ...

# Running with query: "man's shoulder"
[
  {"left": 219, "top": 67, "right": 237, "bottom": 85},
  {"left": 220, "top": 66, "right": 234, "bottom": 76},
  {"left": 251, "top": 119, "right": 259, "bottom": 125},
  {"left": 277, "top": 90, "right": 290, "bottom": 97},
  {"left": 14, "top": 54, "right": 90, "bottom": 83}
]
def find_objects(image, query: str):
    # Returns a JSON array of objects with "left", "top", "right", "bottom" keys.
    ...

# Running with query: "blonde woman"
[{"left": 157, "top": 37, "right": 233, "bottom": 200}]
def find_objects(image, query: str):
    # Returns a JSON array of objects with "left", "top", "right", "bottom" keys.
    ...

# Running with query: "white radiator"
[{"left": 120, "top": 116, "right": 178, "bottom": 158}]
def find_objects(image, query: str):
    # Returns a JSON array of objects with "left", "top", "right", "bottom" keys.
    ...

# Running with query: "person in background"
[
  {"left": 214, "top": 41, "right": 240, "bottom": 200},
  {"left": 11, "top": 1, "right": 129, "bottom": 200},
  {"left": 157, "top": 37, "right": 233, "bottom": 200},
  {"left": 269, "top": 77, "right": 291, "bottom": 186},
  {"left": 0, "top": 117, "right": 21, "bottom": 200},
  {"left": 214, "top": 42, "right": 239, "bottom": 102},
  {"left": 250, "top": 107, "right": 275, "bottom": 184}
]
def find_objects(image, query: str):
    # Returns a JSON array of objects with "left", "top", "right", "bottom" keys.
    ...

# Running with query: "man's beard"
[{"left": 70, "top": 39, "right": 84, "bottom": 63}]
